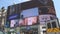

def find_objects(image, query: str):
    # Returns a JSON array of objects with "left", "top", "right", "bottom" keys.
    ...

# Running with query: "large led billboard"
[
  {"left": 19, "top": 7, "right": 38, "bottom": 26},
  {"left": 39, "top": 15, "right": 56, "bottom": 25},
  {"left": 10, "top": 19, "right": 19, "bottom": 28},
  {"left": 19, "top": 19, "right": 25, "bottom": 26},
  {"left": 10, "top": 16, "right": 38, "bottom": 27},
  {"left": 24, "top": 16, "right": 38, "bottom": 25},
  {"left": 20, "top": 7, "right": 39, "bottom": 18},
  {"left": 19, "top": 16, "right": 38, "bottom": 26}
]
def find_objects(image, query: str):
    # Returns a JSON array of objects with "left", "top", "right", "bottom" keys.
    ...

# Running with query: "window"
[
  {"left": 40, "top": 7, "right": 49, "bottom": 14},
  {"left": 9, "top": 6, "right": 13, "bottom": 15},
  {"left": 59, "top": 24, "right": 60, "bottom": 28},
  {"left": 42, "top": 27, "right": 46, "bottom": 28},
  {"left": 52, "top": 22, "right": 57, "bottom": 28},
  {"left": 21, "top": 7, "right": 38, "bottom": 18},
  {"left": 43, "top": 30, "right": 46, "bottom": 33},
  {"left": 47, "top": 23, "right": 51, "bottom": 29},
  {"left": 9, "top": 5, "right": 16, "bottom": 15},
  {"left": 58, "top": 20, "right": 60, "bottom": 28}
]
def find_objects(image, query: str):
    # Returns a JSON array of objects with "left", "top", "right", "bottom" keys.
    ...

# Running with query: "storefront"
[
  {"left": 20, "top": 25, "right": 38, "bottom": 34},
  {"left": 9, "top": 28, "right": 16, "bottom": 34}
]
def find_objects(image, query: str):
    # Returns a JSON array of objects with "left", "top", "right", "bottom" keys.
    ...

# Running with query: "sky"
[{"left": 0, "top": 0, "right": 60, "bottom": 19}]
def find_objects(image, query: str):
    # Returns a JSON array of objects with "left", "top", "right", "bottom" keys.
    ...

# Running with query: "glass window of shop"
[
  {"left": 47, "top": 23, "right": 51, "bottom": 29},
  {"left": 51, "top": 22, "right": 57, "bottom": 28}
]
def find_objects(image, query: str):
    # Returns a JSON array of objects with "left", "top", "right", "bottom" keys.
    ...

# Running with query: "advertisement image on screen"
[
  {"left": 21, "top": 7, "right": 38, "bottom": 18},
  {"left": 19, "top": 17, "right": 37, "bottom": 26},
  {"left": 24, "top": 17, "right": 37, "bottom": 25},
  {"left": 19, "top": 19, "right": 24, "bottom": 26},
  {"left": 8, "top": 14, "right": 19, "bottom": 20},
  {"left": 39, "top": 15, "right": 56, "bottom": 25},
  {"left": 10, "top": 19, "right": 19, "bottom": 28}
]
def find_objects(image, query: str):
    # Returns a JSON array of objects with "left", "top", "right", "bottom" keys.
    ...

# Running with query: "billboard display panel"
[
  {"left": 19, "top": 16, "right": 38, "bottom": 26},
  {"left": 7, "top": 14, "right": 20, "bottom": 20},
  {"left": 20, "top": 7, "right": 38, "bottom": 18},
  {"left": 24, "top": 17, "right": 37, "bottom": 25},
  {"left": 10, "top": 19, "right": 19, "bottom": 28},
  {"left": 19, "top": 19, "right": 25, "bottom": 26},
  {"left": 39, "top": 15, "right": 56, "bottom": 25}
]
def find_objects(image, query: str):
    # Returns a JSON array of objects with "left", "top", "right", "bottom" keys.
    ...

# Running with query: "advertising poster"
[
  {"left": 19, "top": 17, "right": 37, "bottom": 26},
  {"left": 10, "top": 20, "right": 19, "bottom": 27},
  {"left": 39, "top": 15, "right": 56, "bottom": 25},
  {"left": 19, "top": 19, "right": 25, "bottom": 26},
  {"left": 24, "top": 17, "right": 37, "bottom": 25}
]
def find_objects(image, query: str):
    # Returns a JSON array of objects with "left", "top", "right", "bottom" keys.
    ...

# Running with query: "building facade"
[
  {"left": 0, "top": 7, "right": 7, "bottom": 34},
  {"left": 6, "top": 0, "right": 58, "bottom": 34}
]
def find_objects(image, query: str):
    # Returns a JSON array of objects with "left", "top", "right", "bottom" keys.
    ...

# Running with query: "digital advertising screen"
[
  {"left": 19, "top": 19, "right": 25, "bottom": 26},
  {"left": 20, "top": 7, "right": 39, "bottom": 18},
  {"left": 10, "top": 19, "right": 19, "bottom": 28},
  {"left": 39, "top": 15, "right": 56, "bottom": 25},
  {"left": 24, "top": 17, "right": 38, "bottom": 25},
  {"left": 19, "top": 16, "right": 38, "bottom": 26}
]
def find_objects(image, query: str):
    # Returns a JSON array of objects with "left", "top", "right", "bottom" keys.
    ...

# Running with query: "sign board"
[
  {"left": 8, "top": 14, "right": 19, "bottom": 20},
  {"left": 47, "top": 28, "right": 60, "bottom": 32},
  {"left": 39, "top": 15, "right": 56, "bottom": 25},
  {"left": 20, "top": 25, "right": 38, "bottom": 30}
]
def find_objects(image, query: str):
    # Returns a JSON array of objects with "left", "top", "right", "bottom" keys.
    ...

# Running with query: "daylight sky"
[{"left": 0, "top": 0, "right": 60, "bottom": 19}]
